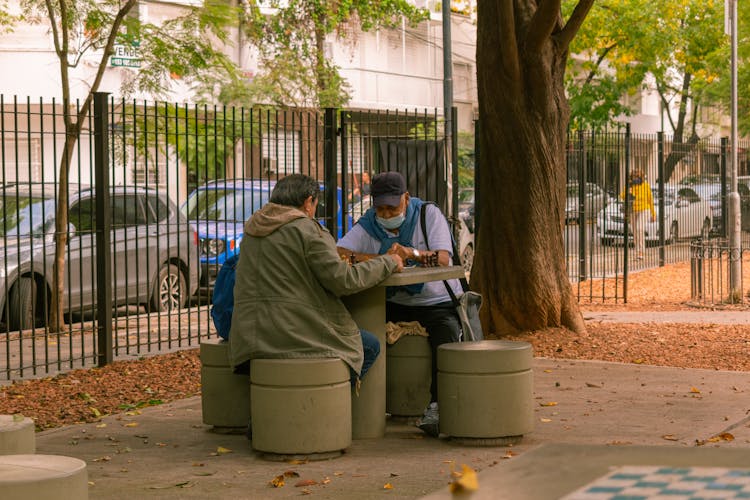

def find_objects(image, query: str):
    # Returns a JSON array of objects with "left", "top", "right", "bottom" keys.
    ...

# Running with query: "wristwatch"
[{"left": 411, "top": 248, "right": 421, "bottom": 259}]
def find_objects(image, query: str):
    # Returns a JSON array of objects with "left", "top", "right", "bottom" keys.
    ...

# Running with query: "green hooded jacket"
[{"left": 228, "top": 202, "right": 397, "bottom": 373}]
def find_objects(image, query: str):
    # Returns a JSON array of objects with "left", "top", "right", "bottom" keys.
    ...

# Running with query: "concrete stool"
[
  {"left": 0, "top": 454, "right": 88, "bottom": 500},
  {"left": 438, "top": 340, "right": 533, "bottom": 445},
  {"left": 251, "top": 358, "right": 351, "bottom": 460},
  {"left": 0, "top": 415, "right": 35, "bottom": 455},
  {"left": 200, "top": 338, "right": 251, "bottom": 433},
  {"left": 386, "top": 336, "right": 431, "bottom": 417}
]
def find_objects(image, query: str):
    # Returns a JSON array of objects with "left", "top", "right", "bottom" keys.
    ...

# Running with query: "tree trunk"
[
  {"left": 472, "top": 0, "right": 590, "bottom": 336},
  {"left": 50, "top": 126, "right": 78, "bottom": 333}
]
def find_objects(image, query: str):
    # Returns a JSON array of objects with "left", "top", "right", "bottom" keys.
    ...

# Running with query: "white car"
[
  {"left": 597, "top": 186, "right": 713, "bottom": 246},
  {"left": 566, "top": 182, "right": 610, "bottom": 224}
]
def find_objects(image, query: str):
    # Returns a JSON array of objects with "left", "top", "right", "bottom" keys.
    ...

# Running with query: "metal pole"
[
  {"left": 94, "top": 92, "right": 113, "bottom": 367},
  {"left": 324, "top": 108, "right": 338, "bottom": 239},
  {"left": 728, "top": 0, "right": 741, "bottom": 299},
  {"left": 442, "top": 4, "right": 453, "bottom": 160}
]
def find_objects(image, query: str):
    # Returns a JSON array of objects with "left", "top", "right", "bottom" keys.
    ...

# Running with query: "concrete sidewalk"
[
  {"left": 33, "top": 357, "right": 750, "bottom": 499},
  {"left": 584, "top": 309, "right": 750, "bottom": 324}
]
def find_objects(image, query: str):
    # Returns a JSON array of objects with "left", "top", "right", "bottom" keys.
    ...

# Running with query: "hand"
[
  {"left": 388, "top": 253, "right": 404, "bottom": 272},
  {"left": 387, "top": 243, "right": 412, "bottom": 261}
]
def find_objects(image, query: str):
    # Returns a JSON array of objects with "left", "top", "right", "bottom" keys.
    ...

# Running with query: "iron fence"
[
  {"left": 0, "top": 93, "right": 453, "bottom": 381},
  {"left": 565, "top": 127, "right": 750, "bottom": 304}
]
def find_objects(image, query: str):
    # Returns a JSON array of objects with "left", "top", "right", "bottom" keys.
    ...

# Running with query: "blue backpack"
[{"left": 210, "top": 254, "right": 239, "bottom": 340}]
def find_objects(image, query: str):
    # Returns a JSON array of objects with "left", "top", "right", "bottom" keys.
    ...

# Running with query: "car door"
[
  {"left": 66, "top": 195, "right": 96, "bottom": 311},
  {"left": 111, "top": 193, "right": 152, "bottom": 305},
  {"left": 676, "top": 188, "right": 701, "bottom": 236}
]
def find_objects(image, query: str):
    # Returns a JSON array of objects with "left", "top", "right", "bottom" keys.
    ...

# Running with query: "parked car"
[
  {"left": 597, "top": 186, "right": 713, "bottom": 246},
  {"left": 0, "top": 185, "right": 200, "bottom": 332},
  {"left": 565, "top": 182, "right": 610, "bottom": 224},
  {"left": 182, "top": 179, "right": 351, "bottom": 290},
  {"left": 458, "top": 203, "right": 475, "bottom": 274}
]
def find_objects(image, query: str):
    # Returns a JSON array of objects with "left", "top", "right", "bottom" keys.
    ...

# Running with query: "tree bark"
[{"left": 473, "top": 0, "right": 591, "bottom": 336}]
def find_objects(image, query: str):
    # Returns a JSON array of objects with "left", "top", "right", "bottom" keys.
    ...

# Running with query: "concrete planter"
[
  {"left": 251, "top": 358, "right": 351, "bottom": 458},
  {"left": 0, "top": 415, "right": 35, "bottom": 455},
  {"left": 200, "top": 339, "right": 251, "bottom": 431},
  {"left": 386, "top": 336, "right": 431, "bottom": 417},
  {"left": 438, "top": 340, "right": 534, "bottom": 441},
  {"left": 0, "top": 454, "right": 88, "bottom": 500}
]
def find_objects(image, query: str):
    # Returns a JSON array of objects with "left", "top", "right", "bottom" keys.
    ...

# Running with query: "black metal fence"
[
  {"left": 1, "top": 93, "right": 454, "bottom": 381},
  {"left": 566, "top": 126, "right": 750, "bottom": 304}
]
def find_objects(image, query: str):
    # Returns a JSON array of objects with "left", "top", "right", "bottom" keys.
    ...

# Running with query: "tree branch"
[
  {"left": 656, "top": 82, "right": 676, "bottom": 133},
  {"left": 78, "top": 0, "right": 137, "bottom": 123},
  {"left": 584, "top": 43, "right": 616, "bottom": 85},
  {"left": 557, "top": 0, "right": 595, "bottom": 51},
  {"left": 527, "top": 0, "right": 562, "bottom": 52},
  {"left": 43, "top": 0, "right": 63, "bottom": 58}
]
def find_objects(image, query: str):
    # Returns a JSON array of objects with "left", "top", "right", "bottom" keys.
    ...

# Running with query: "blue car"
[{"left": 182, "top": 179, "right": 351, "bottom": 290}]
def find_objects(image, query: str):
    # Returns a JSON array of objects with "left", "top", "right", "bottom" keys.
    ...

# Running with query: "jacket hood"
[{"left": 245, "top": 202, "right": 308, "bottom": 237}]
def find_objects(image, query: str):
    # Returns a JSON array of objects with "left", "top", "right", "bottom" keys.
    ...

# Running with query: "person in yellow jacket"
[{"left": 621, "top": 169, "right": 656, "bottom": 260}]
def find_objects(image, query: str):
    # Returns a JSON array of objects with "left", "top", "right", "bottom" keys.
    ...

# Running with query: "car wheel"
[
  {"left": 461, "top": 243, "right": 474, "bottom": 274},
  {"left": 668, "top": 221, "right": 678, "bottom": 245},
  {"left": 8, "top": 277, "right": 37, "bottom": 331},
  {"left": 150, "top": 264, "right": 186, "bottom": 312}
]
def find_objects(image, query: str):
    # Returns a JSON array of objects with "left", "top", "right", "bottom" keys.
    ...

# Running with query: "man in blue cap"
[{"left": 337, "top": 171, "right": 463, "bottom": 437}]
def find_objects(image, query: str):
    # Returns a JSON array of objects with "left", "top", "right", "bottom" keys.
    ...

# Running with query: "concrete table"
[{"left": 342, "top": 265, "right": 466, "bottom": 439}]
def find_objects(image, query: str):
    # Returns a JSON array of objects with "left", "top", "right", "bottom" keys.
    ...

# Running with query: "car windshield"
[
  {"left": 0, "top": 192, "right": 56, "bottom": 237},
  {"left": 651, "top": 188, "right": 675, "bottom": 205},
  {"left": 183, "top": 187, "right": 270, "bottom": 222}
]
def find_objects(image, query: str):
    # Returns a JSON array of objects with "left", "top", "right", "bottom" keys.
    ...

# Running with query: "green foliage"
[
  {"left": 18, "top": 0, "right": 243, "bottom": 100},
  {"left": 237, "top": 0, "right": 429, "bottom": 108},
  {"left": 564, "top": 0, "right": 730, "bottom": 135},
  {"left": 457, "top": 131, "right": 475, "bottom": 188}
]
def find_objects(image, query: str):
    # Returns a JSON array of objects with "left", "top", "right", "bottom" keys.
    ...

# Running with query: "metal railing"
[{"left": 0, "top": 93, "right": 454, "bottom": 381}]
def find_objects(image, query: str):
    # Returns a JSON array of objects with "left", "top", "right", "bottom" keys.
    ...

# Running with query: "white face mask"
[{"left": 376, "top": 213, "right": 405, "bottom": 230}]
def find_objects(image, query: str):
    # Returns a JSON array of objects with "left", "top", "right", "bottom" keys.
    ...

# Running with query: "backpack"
[{"left": 210, "top": 253, "right": 239, "bottom": 340}]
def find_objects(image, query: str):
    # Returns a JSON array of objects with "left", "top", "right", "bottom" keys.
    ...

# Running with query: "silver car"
[{"left": 0, "top": 185, "right": 200, "bottom": 331}]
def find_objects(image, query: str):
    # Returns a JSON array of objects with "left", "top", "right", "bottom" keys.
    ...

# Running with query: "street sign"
[{"left": 110, "top": 43, "right": 141, "bottom": 68}]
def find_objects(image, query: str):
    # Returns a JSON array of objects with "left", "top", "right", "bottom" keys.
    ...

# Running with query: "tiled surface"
[{"left": 563, "top": 466, "right": 750, "bottom": 500}]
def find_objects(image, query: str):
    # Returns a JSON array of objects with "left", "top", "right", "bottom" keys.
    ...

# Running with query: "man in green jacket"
[{"left": 229, "top": 174, "right": 404, "bottom": 383}]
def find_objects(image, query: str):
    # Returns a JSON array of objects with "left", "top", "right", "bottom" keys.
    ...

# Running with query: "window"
[
  {"left": 146, "top": 194, "right": 170, "bottom": 223},
  {"left": 69, "top": 198, "right": 96, "bottom": 233},
  {"left": 261, "top": 130, "right": 300, "bottom": 174},
  {"left": 111, "top": 194, "right": 148, "bottom": 228},
  {"left": 1, "top": 139, "right": 41, "bottom": 183}
]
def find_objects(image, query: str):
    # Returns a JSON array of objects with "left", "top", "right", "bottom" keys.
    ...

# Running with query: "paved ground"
[
  {"left": 31, "top": 356, "right": 750, "bottom": 499},
  {"left": 584, "top": 310, "right": 750, "bottom": 324}
]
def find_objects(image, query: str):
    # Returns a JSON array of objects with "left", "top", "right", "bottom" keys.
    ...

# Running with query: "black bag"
[{"left": 420, "top": 204, "right": 484, "bottom": 341}]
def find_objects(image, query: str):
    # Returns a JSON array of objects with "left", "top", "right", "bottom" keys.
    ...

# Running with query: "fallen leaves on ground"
[{"left": 0, "top": 350, "right": 200, "bottom": 430}]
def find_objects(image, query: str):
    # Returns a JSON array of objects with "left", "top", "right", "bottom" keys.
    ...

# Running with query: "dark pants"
[
  {"left": 350, "top": 329, "right": 381, "bottom": 385},
  {"left": 386, "top": 301, "right": 461, "bottom": 403}
]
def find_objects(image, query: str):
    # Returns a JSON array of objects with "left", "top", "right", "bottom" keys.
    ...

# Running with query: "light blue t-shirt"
[{"left": 337, "top": 204, "right": 463, "bottom": 306}]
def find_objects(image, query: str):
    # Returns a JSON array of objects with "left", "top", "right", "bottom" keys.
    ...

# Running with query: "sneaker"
[{"left": 417, "top": 402, "right": 439, "bottom": 437}]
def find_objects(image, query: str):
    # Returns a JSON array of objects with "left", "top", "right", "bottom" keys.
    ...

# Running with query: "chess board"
[{"left": 563, "top": 466, "right": 750, "bottom": 499}]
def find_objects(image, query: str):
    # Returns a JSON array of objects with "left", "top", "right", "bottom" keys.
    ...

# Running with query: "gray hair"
[{"left": 270, "top": 174, "right": 320, "bottom": 207}]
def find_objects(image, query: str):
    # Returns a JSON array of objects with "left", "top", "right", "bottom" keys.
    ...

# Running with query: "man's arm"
[{"left": 336, "top": 246, "right": 380, "bottom": 264}]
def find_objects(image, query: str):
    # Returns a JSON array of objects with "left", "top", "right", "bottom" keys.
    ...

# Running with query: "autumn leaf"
[
  {"left": 269, "top": 475, "right": 285, "bottom": 488},
  {"left": 707, "top": 432, "right": 735, "bottom": 443},
  {"left": 383, "top": 483, "right": 393, "bottom": 489},
  {"left": 449, "top": 464, "right": 479, "bottom": 494},
  {"left": 689, "top": 387, "right": 701, "bottom": 394},
  {"left": 540, "top": 418, "right": 552, "bottom": 423},
  {"left": 123, "top": 422, "right": 138, "bottom": 428},
  {"left": 295, "top": 479, "right": 318, "bottom": 487},
  {"left": 540, "top": 402, "right": 558, "bottom": 407},
  {"left": 283, "top": 471, "right": 300, "bottom": 477},
  {"left": 216, "top": 447, "right": 232, "bottom": 455},
  {"left": 662, "top": 434, "right": 679, "bottom": 441},
  {"left": 12, "top": 414, "right": 25, "bottom": 422}
]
